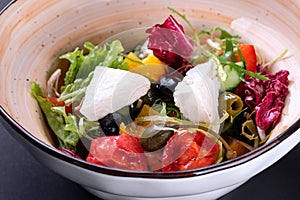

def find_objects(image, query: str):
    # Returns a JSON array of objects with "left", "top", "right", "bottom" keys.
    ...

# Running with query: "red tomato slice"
[
  {"left": 161, "top": 129, "right": 220, "bottom": 172},
  {"left": 39, "top": 95, "right": 72, "bottom": 114},
  {"left": 48, "top": 96, "right": 65, "bottom": 106},
  {"left": 237, "top": 44, "right": 257, "bottom": 79},
  {"left": 86, "top": 134, "right": 148, "bottom": 171}
]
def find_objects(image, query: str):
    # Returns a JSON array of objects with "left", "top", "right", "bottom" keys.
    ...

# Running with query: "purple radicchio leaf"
[
  {"left": 234, "top": 70, "right": 289, "bottom": 131},
  {"left": 254, "top": 70, "right": 289, "bottom": 130},
  {"left": 146, "top": 15, "right": 194, "bottom": 69}
]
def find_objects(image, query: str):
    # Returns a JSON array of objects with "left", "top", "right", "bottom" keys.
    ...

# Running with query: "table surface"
[{"left": 1, "top": 1, "right": 300, "bottom": 199}]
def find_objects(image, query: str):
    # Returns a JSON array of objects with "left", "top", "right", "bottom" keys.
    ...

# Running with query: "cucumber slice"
[{"left": 222, "top": 65, "right": 241, "bottom": 90}]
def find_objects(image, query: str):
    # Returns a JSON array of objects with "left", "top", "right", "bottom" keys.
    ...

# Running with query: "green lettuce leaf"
[
  {"left": 61, "top": 40, "right": 128, "bottom": 80},
  {"left": 30, "top": 40, "right": 131, "bottom": 151},
  {"left": 30, "top": 82, "right": 80, "bottom": 151},
  {"left": 78, "top": 117, "right": 100, "bottom": 140},
  {"left": 58, "top": 71, "right": 94, "bottom": 104},
  {"left": 60, "top": 48, "right": 85, "bottom": 85},
  {"left": 58, "top": 40, "right": 128, "bottom": 105}
]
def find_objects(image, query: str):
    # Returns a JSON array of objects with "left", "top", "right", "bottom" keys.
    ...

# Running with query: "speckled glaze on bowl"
[{"left": 1, "top": 0, "right": 300, "bottom": 199}]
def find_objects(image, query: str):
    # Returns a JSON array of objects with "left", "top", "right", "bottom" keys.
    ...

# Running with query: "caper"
[{"left": 140, "top": 124, "right": 174, "bottom": 152}]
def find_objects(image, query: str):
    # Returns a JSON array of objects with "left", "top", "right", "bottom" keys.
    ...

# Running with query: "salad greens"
[
  {"left": 59, "top": 41, "right": 129, "bottom": 104},
  {"left": 32, "top": 40, "right": 130, "bottom": 150},
  {"left": 31, "top": 82, "right": 80, "bottom": 151},
  {"left": 30, "top": 8, "right": 289, "bottom": 172}
]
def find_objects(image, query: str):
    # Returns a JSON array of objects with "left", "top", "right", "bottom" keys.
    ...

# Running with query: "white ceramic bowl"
[{"left": 1, "top": 0, "right": 300, "bottom": 199}]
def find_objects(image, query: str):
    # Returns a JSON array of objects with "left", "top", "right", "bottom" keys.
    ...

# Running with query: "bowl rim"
[
  {"left": 1, "top": 0, "right": 300, "bottom": 179},
  {"left": 1, "top": 104, "right": 300, "bottom": 178},
  {"left": 0, "top": 0, "right": 15, "bottom": 13}
]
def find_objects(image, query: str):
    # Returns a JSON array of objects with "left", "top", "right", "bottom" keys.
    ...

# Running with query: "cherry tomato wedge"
[
  {"left": 161, "top": 129, "right": 220, "bottom": 172},
  {"left": 237, "top": 44, "right": 257, "bottom": 79},
  {"left": 39, "top": 95, "right": 72, "bottom": 114},
  {"left": 86, "top": 134, "right": 148, "bottom": 171},
  {"left": 48, "top": 96, "right": 65, "bottom": 106}
]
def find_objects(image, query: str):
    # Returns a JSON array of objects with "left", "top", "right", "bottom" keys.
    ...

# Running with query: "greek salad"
[{"left": 31, "top": 8, "right": 289, "bottom": 172}]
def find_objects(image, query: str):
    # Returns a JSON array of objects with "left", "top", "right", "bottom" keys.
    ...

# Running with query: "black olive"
[
  {"left": 141, "top": 83, "right": 159, "bottom": 106},
  {"left": 98, "top": 113, "right": 126, "bottom": 136},
  {"left": 129, "top": 99, "right": 143, "bottom": 120},
  {"left": 156, "top": 76, "right": 179, "bottom": 103},
  {"left": 140, "top": 124, "right": 174, "bottom": 152},
  {"left": 130, "top": 83, "right": 159, "bottom": 120}
]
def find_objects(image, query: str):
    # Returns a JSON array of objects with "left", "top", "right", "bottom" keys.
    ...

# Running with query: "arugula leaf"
[
  {"left": 224, "top": 61, "right": 268, "bottom": 81},
  {"left": 219, "top": 39, "right": 235, "bottom": 62},
  {"left": 215, "top": 27, "right": 241, "bottom": 40}
]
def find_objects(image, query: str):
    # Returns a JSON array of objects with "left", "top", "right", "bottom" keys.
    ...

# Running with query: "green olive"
[
  {"left": 140, "top": 124, "right": 174, "bottom": 152},
  {"left": 225, "top": 92, "right": 244, "bottom": 117}
]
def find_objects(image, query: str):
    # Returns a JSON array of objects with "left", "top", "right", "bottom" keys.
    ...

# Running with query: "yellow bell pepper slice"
[
  {"left": 124, "top": 52, "right": 142, "bottom": 71},
  {"left": 130, "top": 54, "right": 166, "bottom": 81},
  {"left": 142, "top": 54, "right": 164, "bottom": 65}
]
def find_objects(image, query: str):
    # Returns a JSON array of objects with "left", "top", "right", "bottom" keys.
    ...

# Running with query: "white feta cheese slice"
[
  {"left": 174, "top": 59, "right": 221, "bottom": 132},
  {"left": 80, "top": 66, "right": 151, "bottom": 121}
]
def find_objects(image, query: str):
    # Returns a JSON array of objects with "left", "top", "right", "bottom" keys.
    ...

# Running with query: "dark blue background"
[{"left": 1, "top": 0, "right": 299, "bottom": 199}]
